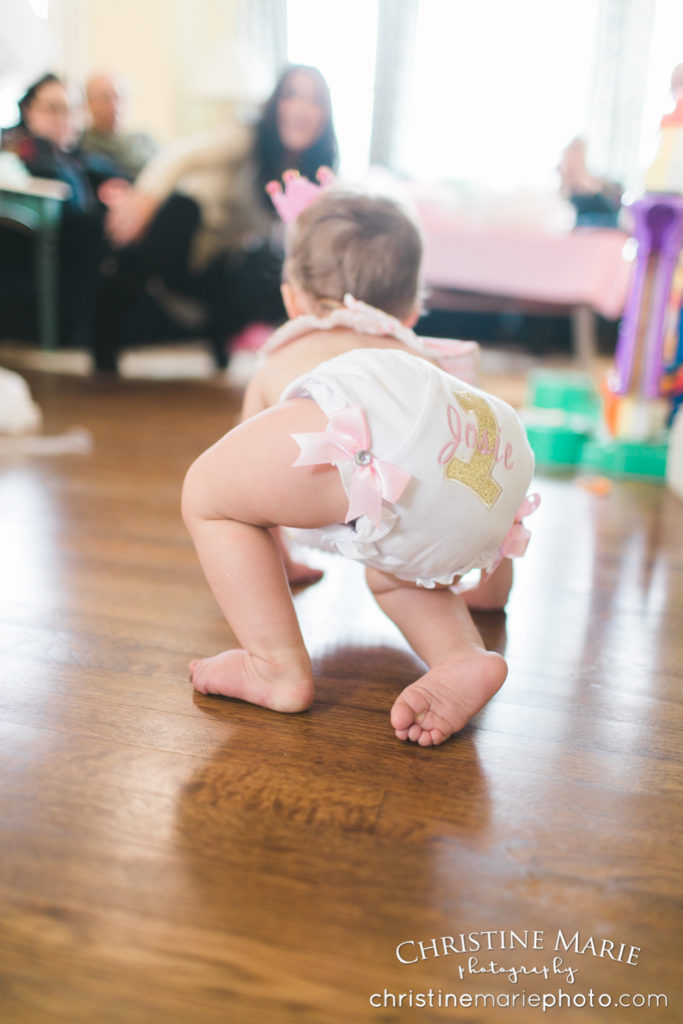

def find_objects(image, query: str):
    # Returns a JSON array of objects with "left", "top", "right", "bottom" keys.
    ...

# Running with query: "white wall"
[
  {"left": 59, "top": 0, "right": 182, "bottom": 141},
  {"left": 1, "top": 0, "right": 244, "bottom": 142}
]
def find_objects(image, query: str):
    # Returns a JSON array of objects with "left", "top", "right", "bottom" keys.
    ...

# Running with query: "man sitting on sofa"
[{"left": 80, "top": 72, "right": 157, "bottom": 180}]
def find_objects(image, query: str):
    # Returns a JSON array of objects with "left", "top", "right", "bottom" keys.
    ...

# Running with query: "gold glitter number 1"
[{"left": 445, "top": 393, "right": 503, "bottom": 507}]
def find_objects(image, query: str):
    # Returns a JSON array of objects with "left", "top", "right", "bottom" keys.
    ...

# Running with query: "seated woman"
[
  {"left": 1, "top": 73, "right": 225, "bottom": 364},
  {"left": 1, "top": 73, "right": 128, "bottom": 196},
  {"left": 95, "top": 64, "right": 339, "bottom": 372},
  {"left": 0, "top": 73, "right": 125, "bottom": 345}
]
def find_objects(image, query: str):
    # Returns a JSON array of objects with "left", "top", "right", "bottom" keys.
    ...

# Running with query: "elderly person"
[
  {"left": 1, "top": 72, "right": 194, "bottom": 355},
  {"left": 81, "top": 72, "right": 157, "bottom": 178}
]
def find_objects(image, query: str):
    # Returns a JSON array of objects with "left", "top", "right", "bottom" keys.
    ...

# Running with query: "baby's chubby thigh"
[{"left": 182, "top": 398, "right": 349, "bottom": 529}]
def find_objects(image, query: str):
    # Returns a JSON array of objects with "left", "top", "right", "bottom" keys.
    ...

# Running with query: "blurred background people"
[
  {"left": 81, "top": 72, "right": 157, "bottom": 179},
  {"left": 94, "top": 63, "right": 338, "bottom": 372},
  {"left": 0, "top": 72, "right": 123, "bottom": 346},
  {"left": 0, "top": 72, "right": 114, "bottom": 204},
  {"left": 558, "top": 136, "right": 623, "bottom": 228}
]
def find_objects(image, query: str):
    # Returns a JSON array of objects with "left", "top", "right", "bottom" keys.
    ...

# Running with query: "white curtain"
[
  {"left": 585, "top": 0, "right": 656, "bottom": 188},
  {"left": 369, "top": 0, "right": 418, "bottom": 166},
  {"left": 238, "top": 0, "right": 288, "bottom": 91}
]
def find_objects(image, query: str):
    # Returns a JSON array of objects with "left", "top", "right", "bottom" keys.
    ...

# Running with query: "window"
[
  {"left": 0, "top": 0, "right": 54, "bottom": 128},
  {"left": 639, "top": 0, "right": 683, "bottom": 171},
  {"left": 395, "top": 0, "right": 599, "bottom": 188},
  {"left": 286, "top": 0, "right": 379, "bottom": 178},
  {"left": 287, "top": 0, "right": 683, "bottom": 192}
]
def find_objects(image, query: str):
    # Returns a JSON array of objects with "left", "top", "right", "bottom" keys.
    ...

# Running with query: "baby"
[{"left": 182, "top": 185, "right": 538, "bottom": 746}]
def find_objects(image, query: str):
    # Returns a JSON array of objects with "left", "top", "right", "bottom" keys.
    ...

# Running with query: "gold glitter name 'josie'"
[{"left": 438, "top": 392, "right": 514, "bottom": 508}]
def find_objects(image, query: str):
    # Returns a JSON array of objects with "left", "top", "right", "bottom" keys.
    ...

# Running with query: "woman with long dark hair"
[
  {"left": 96, "top": 65, "right": 338, "bottom": 372},
  {"left": 253, "top": 64, "right": 338, "bottom": 194}
]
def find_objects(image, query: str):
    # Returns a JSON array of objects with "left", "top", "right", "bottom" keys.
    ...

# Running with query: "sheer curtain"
[
  {"left": 584, "top": 0, "right": 657, "bottom": 189},
  {"left": 369, "top": 0, "right": 418, "bottom": 166},
  {"left": 238, "top": 0, "right": 288, "bottom": 92}
]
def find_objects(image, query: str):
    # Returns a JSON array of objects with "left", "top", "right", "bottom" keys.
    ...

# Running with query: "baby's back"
[{"left": 259, "top": 329, "right": 430, "bottom": 409}]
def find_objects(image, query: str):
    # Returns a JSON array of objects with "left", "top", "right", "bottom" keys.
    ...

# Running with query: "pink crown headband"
[{"left": 266, "top": 166, "right": 334, "bottom": 223}]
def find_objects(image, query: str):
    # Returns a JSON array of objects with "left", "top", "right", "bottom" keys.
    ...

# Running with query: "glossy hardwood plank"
[{"left": 0, "top": 367, "right": 681, "bottom": 1023}]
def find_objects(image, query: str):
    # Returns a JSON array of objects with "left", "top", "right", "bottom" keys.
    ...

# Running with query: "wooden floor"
[{"left": 1, "top": 362, "right": 681, "bottom": 1023}]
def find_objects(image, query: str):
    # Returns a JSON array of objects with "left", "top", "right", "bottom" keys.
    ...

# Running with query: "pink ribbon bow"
[
  {"left": 291, "top": 405, "right": 411, "bottom": 527},
  {"left": 491, "top": 492, "right": 541, "bottom": 572}
]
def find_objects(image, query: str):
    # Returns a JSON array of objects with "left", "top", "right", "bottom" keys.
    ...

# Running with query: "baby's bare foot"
[
  {"left": 190, "top": 649, "right": 314, "bottom": 713},
  {"left": 390, "top": 649, "right": 507, "bottom": 746}
]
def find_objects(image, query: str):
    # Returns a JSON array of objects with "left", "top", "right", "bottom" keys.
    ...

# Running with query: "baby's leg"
[
  {"left": 182, "top": 399, "right": 347, "bottom": 712},
  {"left": 271, "top": 526, "right": 324, "bottom": 587},
  {"left": 456, "top": 558, "right": 513, "bottom": 611},
  {"left": 366, "top": 568, "right": 508, "bottom": 746}
]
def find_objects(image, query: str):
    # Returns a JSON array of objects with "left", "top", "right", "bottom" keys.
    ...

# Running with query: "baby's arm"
[{"left": 240, "top": 349, "right": 302, "bottom": 421}]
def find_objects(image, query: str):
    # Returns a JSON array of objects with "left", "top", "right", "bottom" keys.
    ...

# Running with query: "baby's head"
[{"left": 283, "top": 189, "right": 423, "bottom": 322}]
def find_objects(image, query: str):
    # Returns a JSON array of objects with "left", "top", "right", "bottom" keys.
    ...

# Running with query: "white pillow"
[{"left": 0, "top": 367, "right": 43, "bottom": 435}]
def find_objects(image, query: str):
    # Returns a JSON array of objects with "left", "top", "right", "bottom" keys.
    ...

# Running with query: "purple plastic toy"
[{"left": 612, "top": 194, "right": 683, "bottom": 398}]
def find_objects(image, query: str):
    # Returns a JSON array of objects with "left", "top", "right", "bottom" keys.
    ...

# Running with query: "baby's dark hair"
[{"left": 285, "top": 189, "right": 423, "bottom": 320}]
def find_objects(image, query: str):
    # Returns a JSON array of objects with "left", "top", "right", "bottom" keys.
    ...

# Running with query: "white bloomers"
[{"left": 281, "top": 347, "right": 535, "bottom": 588}]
